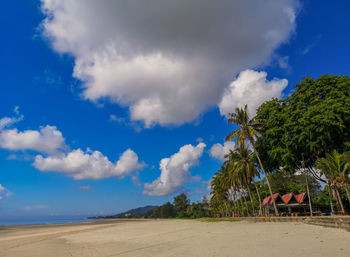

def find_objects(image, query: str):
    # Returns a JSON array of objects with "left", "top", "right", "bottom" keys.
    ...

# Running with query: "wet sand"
[{"left": 1, "top": 219, "right": 349, "bottom": 257}]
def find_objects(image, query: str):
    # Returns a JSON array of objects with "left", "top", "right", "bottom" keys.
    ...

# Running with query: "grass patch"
[{"left": 198, "top": 217, "right": 240, "bottom": 223}]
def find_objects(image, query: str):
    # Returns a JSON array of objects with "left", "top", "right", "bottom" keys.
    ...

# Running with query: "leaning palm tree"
[{"left": 225, "top": 105, "right": 279, "bottom": 215}]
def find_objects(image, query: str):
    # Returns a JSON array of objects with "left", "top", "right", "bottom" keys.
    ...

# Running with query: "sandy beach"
[{"left": 0, "top": 219, "right": 349, "bottom": 257}]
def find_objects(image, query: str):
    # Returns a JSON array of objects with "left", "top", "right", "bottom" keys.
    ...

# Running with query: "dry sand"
[{"left": 1, "top": 219, "right": 349, "bottom": 257}]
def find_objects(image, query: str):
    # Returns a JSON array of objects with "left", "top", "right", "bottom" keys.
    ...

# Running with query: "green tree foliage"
[
  {"left": 209, "top": 145, "right": 263, "bottom": 217},
  {"left": 173, "top": 193, "right": 190, "bottom": 217},
  {"left": 145, "top": 194, "right": 210, "bottom": 219},
  {"left": 149, "top": 202, "right": 176, "bottom": 218},
  {"left": 209, "top": 166, "right": 322, "bottom": 217},
  {"left": 316, "top": 148, "right": 350, "bottom": 213},
  {"left": 159, "top": 202, "right": 176, "bottom": 218},
  {"left": 255, "top": 74, "right": 350, "bottom": 175},
  {"left": 186, "top": 202, "right": 210, "bottom": 218},
  {"left": 210, "top": 168, "right": 231, "bottom": 216},
  {"left": 315, "top": 185, "right": 350, "bottom": 212},
  {"left": 258, "top": 171, "right": 321, "bottom": 202},
  {"left": 226, "top": 105, "right": 279, "bottom": 215}
]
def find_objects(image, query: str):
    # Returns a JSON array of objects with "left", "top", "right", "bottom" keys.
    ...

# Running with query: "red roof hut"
[{"left": 262, "top": 192, "right": 311, "bottom": 215}]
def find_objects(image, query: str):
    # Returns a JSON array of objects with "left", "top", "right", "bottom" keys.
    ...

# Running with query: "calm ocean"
[{"left": 0, "top": 216, "right": 96, "bottom": 226}]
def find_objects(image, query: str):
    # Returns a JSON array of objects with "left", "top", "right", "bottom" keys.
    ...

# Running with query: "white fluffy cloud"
[
  {"left": 40, "top": 0, "right": 297, "bottom": 126},
  {"left": 218, "top": 70, "right": 288, "bottom": 117},
  {"left": 0, "top": 125, "right": 65, "bottom": 154},
  {"left": 143, "top": 142, "right": 206, "bottom": 196},
  {"left": 0, "top": 109, "right": 64, "bottom": 154},
  {"left": 0, "top": 110, "right": 144, "bottom": 181},
  {"left": 34, "top": 148, "right": 144, "bottom": 180},
  {"left": 209, "top": 141, "right": 235, "bottom": 161}
]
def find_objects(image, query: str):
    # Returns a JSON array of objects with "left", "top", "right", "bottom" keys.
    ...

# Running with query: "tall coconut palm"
[{"left": 225, "top": 105, "right": 279, "bottom": 215}]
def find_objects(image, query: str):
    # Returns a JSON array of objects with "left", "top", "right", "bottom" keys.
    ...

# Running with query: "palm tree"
[
  {"left": 210, "top": 168, "right": 231, "bottom": 216},
  {"left": 316, "top": 150, "right": 350, "bottom": 213},
  {"left": 225, "top": 145, "right": 261, "bottom": 215},
  {"left": 340, "top": 145, "right": 350, "bottom": 204},
  {"left": 225, "top": 105, "right": 279, "bottom": 215}
]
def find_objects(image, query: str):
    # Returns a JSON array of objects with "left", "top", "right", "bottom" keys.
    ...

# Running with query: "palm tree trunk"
[
  {"left": 254, "top": 183, "right": 262, "bottom": 216},
  {"left": 240, "top": 188, "right": 250, "bottom": 216},
  {"left": 233, "top": 191, "right": 238, "bottom": 217},
  {"left": 327, "top": 182, "right": 334, "bottom": 215},
  {"left": 247, "top": 186, "right": 255, "bottom": 216},
  {"left": 251, "top": 142, "right": 279, "bottom": 216},
  {"left": 331, "top": 185, "right": 341, "bottom": 212},
  {"left": 335, "top": 187, "right": 345, "bottom": 214},
  {"left": 239, "top": 195, "right": 244, "bottom": 216},
  {"left": 305, "top": 175, "right": 313, "bottom": 216},
  {"left": 243, "top": 196, "right": 249, "bottom": 216},
  {"left": 232, "top": 200, "right": 236, "bottom": 217},
  {"left": 344, "top": 183, "right": 350, "bottom": 205}
]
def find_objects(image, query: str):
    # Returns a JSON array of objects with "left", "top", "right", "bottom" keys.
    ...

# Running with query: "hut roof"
[
  {"left": 262, "top": 193, "right": 280, "bottom": 206},
  {"left": 295, "top": 193, "right": 307, "bottom": 203},
  {"left": 281, "top": 193, "right": 293, "bottom": 204},
  {"left": 262, "top": 192, "right": 307, "bottom": 207}
]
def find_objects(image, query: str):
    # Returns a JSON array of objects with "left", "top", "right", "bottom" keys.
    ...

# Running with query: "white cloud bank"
[
  {"left": 40, "top": 0, "right": 297, "bottom": 126},
  {"left": 143, "top": 143, "right": 206, "bottom": 196},
  {"left": 34, "top": 148, "right": 144, "bottom": 180},
  {"left": 219, "top": 70, "right": 288, "bottom": 117},
  {"left": 0, "top": 110, "right": 144, "bottom": 180},
  {"left": 209, "top": 141, "right": 235, "bottom": 161},
  {"left": 0, "top": 107, "right": 65, "bottom": 154},
  {"left": 0, "top": 125, "right": 66, "bottom": 154}
]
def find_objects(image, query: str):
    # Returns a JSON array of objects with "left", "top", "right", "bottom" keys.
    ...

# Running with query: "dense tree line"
[
  {"left": 117, "top": 193, "right": 210, "bottom": 219},
  {"left": 120, "top": 75, "right": 350, "bottom": 218},
  {"left": 145, "top": 193, "right": 210, "bottom": 219},
  {"left": 210, "top": 74, "right": 350, "bottom": 216}
]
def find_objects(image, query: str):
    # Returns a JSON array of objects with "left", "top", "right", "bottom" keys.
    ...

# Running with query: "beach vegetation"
[{"left": 209, "top": 74, "right": 350, "bottom": 216}]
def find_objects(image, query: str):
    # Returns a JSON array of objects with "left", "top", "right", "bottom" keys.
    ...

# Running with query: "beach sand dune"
[{"left": 0, "top": 219, "right": 349, "bottom": 257}]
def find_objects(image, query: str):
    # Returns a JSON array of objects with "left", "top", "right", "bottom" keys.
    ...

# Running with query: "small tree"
[
  {"left": 173, "top": 193, "right": 190, "bottom": 217},
  {"left": 160, "top": 202, "right": 176, "bottom": 218}
]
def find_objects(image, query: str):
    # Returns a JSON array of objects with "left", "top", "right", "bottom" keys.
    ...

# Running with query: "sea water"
[{"left": 0, "top": 215, "right": 96, "bottom": 226}]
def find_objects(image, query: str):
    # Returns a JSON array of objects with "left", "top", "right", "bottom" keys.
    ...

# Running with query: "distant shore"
[
  {"left": 0, "top": 218, "right": 142, "bottom": 230},
  {"left": 1, "top": 219, "right": 350, "bottom": 257}
]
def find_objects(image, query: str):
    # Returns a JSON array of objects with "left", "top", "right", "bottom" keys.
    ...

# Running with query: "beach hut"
[{"left": 261, "top": 192, "right": 312, "bottom": 216}]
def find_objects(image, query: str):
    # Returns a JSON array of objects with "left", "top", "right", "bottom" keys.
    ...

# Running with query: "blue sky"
[{"left": 1, "top": 0, "right": 349, "bottom": 218}]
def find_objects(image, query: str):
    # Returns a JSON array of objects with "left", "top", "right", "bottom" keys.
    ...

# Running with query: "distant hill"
[
  {"left": 88, "top": 205, "right": 158, "bottom": 219},
  {"left": 120, "top": 205, "right": 157, "bottom": 215}
]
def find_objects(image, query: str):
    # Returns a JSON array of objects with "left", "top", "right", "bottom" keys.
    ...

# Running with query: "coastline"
[
  {"left": 0, "top": 218, "right": 144, "bottom": 230},
  {"left": 1, "top": 219, "right": 350, "bottom": 257}
]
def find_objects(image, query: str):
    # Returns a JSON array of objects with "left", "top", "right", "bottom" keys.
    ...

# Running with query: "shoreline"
[
  {"left": 0, "top": 218, "right": 146, "bottom": 230},
  {"left": 1, "top": 219, "right": 350, "bottom": 257},
  {"left": 2, "top": 215, "right": 350, "bottom": 230}
]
